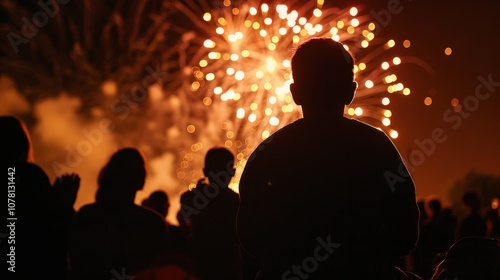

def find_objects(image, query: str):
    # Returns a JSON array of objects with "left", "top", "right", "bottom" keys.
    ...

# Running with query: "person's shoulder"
[
  {"left": 74, "top": 203, "right": 99, "bottom": 217},
  {"left": 17, "top": 162, "right": 50, "bottom": 179},
  {"left": 71, "top": 203, "right": 101, "bottom": 227},
  {"left": 346, "top": 118, "right": 386, "bottom": 134},
  {"left": 133, "top": 204, "right": 167, "bottom": 222},
  {"left": 246, "top": 118, "right": 306, "bottom": 157},
  {"left": 261, "top": 118, "right": 306, "bottom": 141},
  {"left": 222, "top": 187, "right": 240, "bottom": 199},
  {"left": 180, "top": 188, "right": 195, "bottom": 202},
  {"left": 347, "top": 118, "right": 397, "bottom": 145},
  {"left": 14, "top": 162, "right": 52, "bottom": 193},
  {"left": 133, "top": 203, "right": 160, "bottom": 215},
  {"left": 134, "top": 205, "right": 169, "bottom": 236}
]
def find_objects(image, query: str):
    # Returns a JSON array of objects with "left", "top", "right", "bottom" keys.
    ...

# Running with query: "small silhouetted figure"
[
  {"left": 0, "top": 115, "right": 79, "bottom": 279},
  {"left": 458, "top": 191, "right": 487, "bottom": 238},
  {"left": 237, "top": 38, "right": 419, "bottom": 280},
  {"left": 180, "top": 147, "right": 242, "bottom": 280},
  {"left": 413, "top": 196, "right": 455, "bottom": 279},
  {"left": 417, "top": 200, "right": 429, "bottom": 224},
  {"left": 431, "top": 236, "right": 500, "bottom": 280},
  {"left": 143, "top": 190, "right": 189, "bottom": 253},
  {"left": 441, "top": 207, "right": 458, "bottom": 242},
  {"left": 143, "top": 190, "right": 170, "bottom": 217},
  {"left": 68, "top": 148, "right": 169, "bottom": 280}
]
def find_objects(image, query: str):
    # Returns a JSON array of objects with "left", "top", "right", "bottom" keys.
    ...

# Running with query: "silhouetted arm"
[
  {"left": 237, "top": 142, "right": 275, "bottom": 258},
  {"left": 375, "top": 134, "right": 419, "bottom": 258}
]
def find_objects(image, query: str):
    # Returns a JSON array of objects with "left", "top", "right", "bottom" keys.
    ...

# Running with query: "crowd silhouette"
[{"left": 2, "top": 38, "right": 500, "bottom": 280}]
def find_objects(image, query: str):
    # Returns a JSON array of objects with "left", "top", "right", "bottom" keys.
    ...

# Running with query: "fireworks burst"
[
  {"left": 0, "top": 0, "right": 420, "bottom": 213},
  {"left": 175, "top": 0, "right": 414, "bottom": 188}
]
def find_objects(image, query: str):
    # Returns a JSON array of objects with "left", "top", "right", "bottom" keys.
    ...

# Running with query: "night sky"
[{"left": 338, "top": 0, "right": 500, "bottom": 205}]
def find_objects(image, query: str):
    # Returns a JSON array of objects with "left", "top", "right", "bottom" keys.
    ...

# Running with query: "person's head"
[
  {"left": 462, "top": 190, "right": 481, "bottom": 212},
  {"left": 96, "top": 147, "right": 146, "bottom": 204},
  {"left": 290, "top": 37, "right": 357, "bottom": 116},
  {"left": 431, "top": 236, "right": 500, "bottom": 280},
  {"left": 143, "top": 190, "right": 169, "bottom": 217},
  {"left": 202, "top": 147, "right": 235, "bottom": 185},
  {"left": 442, "top": 207, "right": 455, "bottom": 221},
  {"left": 0, "top": 115, "right": 34, "bottom": 163},
  {"left": 426, "top": 195, "right": 442, "bottom": 218}
]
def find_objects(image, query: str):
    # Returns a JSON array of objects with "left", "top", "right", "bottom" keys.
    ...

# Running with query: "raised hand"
[{"left": 53, "top": 173, "right": 81, "bottom": 208}]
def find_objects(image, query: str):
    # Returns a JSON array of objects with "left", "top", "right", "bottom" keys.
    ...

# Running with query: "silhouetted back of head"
[
  {"left": 0, "top": 115, "right": 33, "bottom": 163},
  {"left": 462, "top": 191, "right": 481, "bottom": 211},
  {"left": 143, "top": 190, "right": 169, "bottom": 217},
  {"left": 203, "top": 147, "right": 235, "bottom": 180},
  {"left": 428, "top": 197, "right": 442, "bottom": 216},
  {"left": 96, "top": 147, "right": 146, "bottom": 204},
  {"left": 291, "top": 37, "right": 355, "bottom": 110}
]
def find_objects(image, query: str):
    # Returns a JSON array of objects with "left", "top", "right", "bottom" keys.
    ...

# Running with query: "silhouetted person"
[
  {"left": 458, "top": 190, "right": 487, "bottom": 238},
  {"left": 143, "top": 190, "right": 189, "bottom": 253},
  {"left": 68, "top": 148, "right": 169, "bottom": 280},
  {"left": 180, "top": 147, "right": 242, "bottom": 280},
  {"left": 237, "top": 38, "right": 419, "bottom": 280},
  {"left": 413, "top": 196, "right": 455, "bottom": 279},
  {"left": 0, "top": 115, "right": 79, "bottom": 279},
  {"left": 441, "top": 207, "right": 457, "bottom": 242},
  {"left": 431, "top": 236, "right": 500, "bottom": 280},
  {"left": 143, "top": 190, "right": 170, "bottom": 217}
]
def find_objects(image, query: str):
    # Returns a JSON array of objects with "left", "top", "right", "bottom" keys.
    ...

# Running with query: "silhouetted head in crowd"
[
  {"left": 417, "top": 200, "right": 428, "bottom": 223},
  {"left": 431, "top": 236, "right": 500, "bottom": 280},
  {"left": 429, "top": 199, "right": 441, "bottom": 214},
  {"left": 290, "top": 37, "right": 357, "bottom": 117},
  {"left": 202, "top": 147, "right": 235, "bottom": 186},
  {"left": 426, "top": 195, "right": 442, "bottom": 219},
  {"left": 143, "top": 190, "right": 169, "bottom": 218},
  {"left": 96, "top": 147, "right": 146, "bottom": 205},
  {"left": 0, "top": 115, "right": 34, "bottom": 163},
  {"left": 442, "top": 207, "right": 455, "bottom": 222},
  {"left": 462, "top": 191, "right": 482, "bottom": 213}
]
